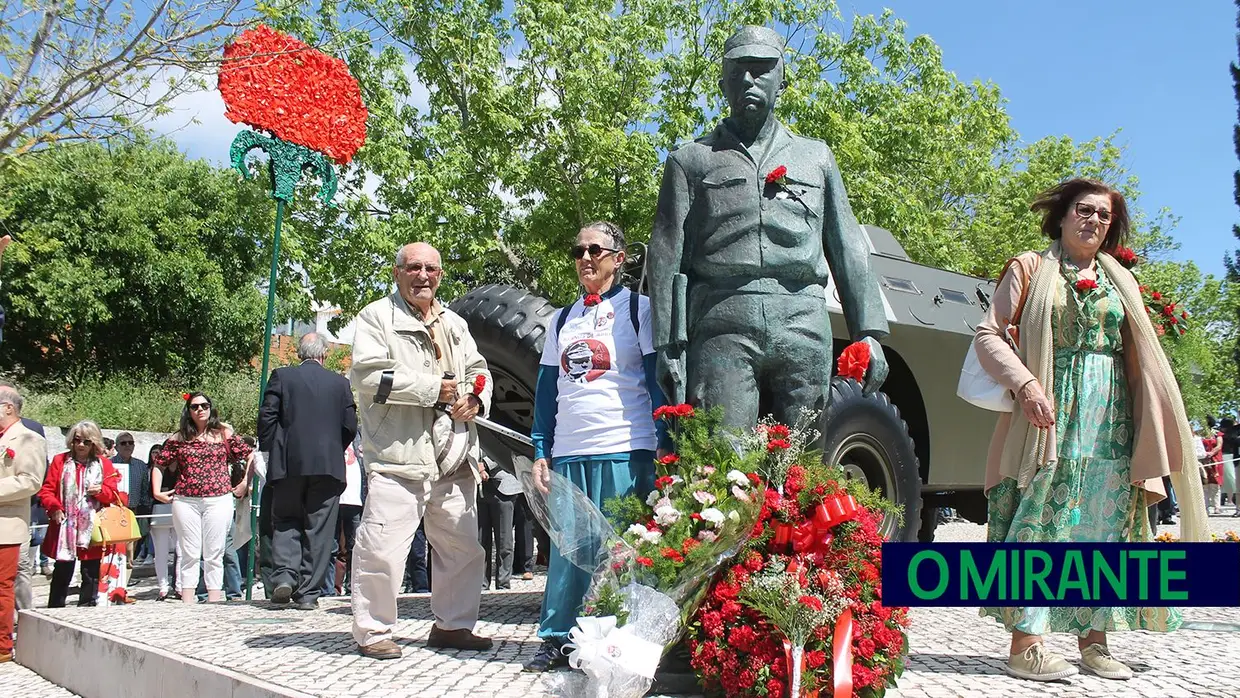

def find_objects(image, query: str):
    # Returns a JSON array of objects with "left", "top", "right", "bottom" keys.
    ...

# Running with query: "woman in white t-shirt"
[{"left": 524, "top": 221, "right": 668, "bottom": 673}]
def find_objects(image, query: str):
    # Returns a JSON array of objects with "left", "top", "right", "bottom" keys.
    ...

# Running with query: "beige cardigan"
[{"left": 975, "top": 250, "right": 1189, "bottom": 505}]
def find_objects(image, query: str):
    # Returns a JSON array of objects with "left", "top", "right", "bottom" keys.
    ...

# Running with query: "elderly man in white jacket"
[{"left": 350, "top": 242, "right": 494, "bottom": 660}]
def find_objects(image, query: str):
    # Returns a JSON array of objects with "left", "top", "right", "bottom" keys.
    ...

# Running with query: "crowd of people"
[{"left": 0, "top": 180, "right": 1218, "bottom": 684}]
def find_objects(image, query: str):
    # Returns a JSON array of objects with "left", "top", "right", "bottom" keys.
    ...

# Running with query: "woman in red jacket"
[{"left": 37, "top": 420, "right": 121, "bottom": 607}]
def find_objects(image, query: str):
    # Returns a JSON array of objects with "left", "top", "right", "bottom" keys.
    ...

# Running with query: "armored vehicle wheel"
[
  {"left": 448, "top": 284, "right": 555, "bottom": 456},
  {"left": 822, "top": 378, "right": 923, "bottom": 542}
]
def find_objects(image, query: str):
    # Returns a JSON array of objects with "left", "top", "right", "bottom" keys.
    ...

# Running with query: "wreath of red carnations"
[
  {"left": 218, "top": 25, "right": 368, "bottom": 164},
  {"left": 688, "top": 467, "right": 909, "bottom": 697}
]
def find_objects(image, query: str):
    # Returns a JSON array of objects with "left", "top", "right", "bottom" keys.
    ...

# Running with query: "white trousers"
[
  {"left": 150, "top": 526, "right": 177, "bottom": 591},
  {"left": 351, "top": 470, "right": 484, "bottom": 647},
  {"left": 171, "top": 495, "right": 233, "bottom": 592}
]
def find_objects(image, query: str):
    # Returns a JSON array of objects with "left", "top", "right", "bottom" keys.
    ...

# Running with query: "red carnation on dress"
[
  {"left": 583, "top": 293, "right": 602, "bottom": 307},
  {"left": 1075, "top": 278, "right": 1098, "bottom": 294},
  {"left": 218, "top": 25, "right": 368, "bottom": 164},
  {"left": 1114, "top": 246, "right": 1139, "bottom": 268}
]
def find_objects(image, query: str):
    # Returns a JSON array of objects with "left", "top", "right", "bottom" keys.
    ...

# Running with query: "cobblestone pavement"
[{"left": 3, "top": 516, "right": 1239, "bottom": 698}]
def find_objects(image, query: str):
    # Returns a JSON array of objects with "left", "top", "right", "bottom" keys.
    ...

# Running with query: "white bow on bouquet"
[{"left": 546, "top": 585, "right": 682, "bottom": 698}]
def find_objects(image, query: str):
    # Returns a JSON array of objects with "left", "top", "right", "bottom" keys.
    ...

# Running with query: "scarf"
[
  {"left": 56, "top": 457, "right": 103, "bottom": 560},
  {"left": 1000, "top": 242, "right": 1208, "bottom": 543}
]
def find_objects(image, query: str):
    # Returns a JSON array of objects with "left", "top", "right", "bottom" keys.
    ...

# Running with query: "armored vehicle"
[{"left": 450, "top": 225, "right": 1001, "bottom": 542}]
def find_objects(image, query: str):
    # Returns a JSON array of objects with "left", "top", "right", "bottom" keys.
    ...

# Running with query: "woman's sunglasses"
[
  {"left": 72, "top": 437, "right": 94, "bottom": 447},
  {"left": 189, "top": 402, "right": 211, "bottom": 412},
  {"left": 571, "top": 243, "right": 620, "bottom": 260}
]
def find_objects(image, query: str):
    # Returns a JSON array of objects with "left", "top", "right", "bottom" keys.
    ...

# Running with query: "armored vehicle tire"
[
  {"left": 449, "top": 284, "right": 555, "bottom": 456},
  {"left": 822, "top": 377, "right": 923, "bottom": 542}
]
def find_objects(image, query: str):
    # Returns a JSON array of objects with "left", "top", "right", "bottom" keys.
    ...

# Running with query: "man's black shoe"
[
  {"left": 295, "top": 599, "right": 318, "bottom": 611},
  {"left": 271, "top": 583, "right": 294, "bottom": 604},
  {"left": 523, "top": 642, "right": 568, "bottom": 672}
]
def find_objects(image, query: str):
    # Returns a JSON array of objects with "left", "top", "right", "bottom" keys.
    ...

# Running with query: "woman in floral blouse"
[{"left": 154, "top": 392, "right": 253, "bottom": 603}]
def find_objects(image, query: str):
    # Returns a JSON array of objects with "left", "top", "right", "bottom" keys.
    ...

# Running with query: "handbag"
[
  {"left": 90, "top": 505, "right": 141, "bottom": 545},
  {"left": 957, "top": 258, "right": 1032, "bottom": 412}
]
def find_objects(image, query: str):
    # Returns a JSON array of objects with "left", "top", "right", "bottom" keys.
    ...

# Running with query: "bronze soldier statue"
[{"left": 648, "top": 25, "right": 890, "bottom": 429}]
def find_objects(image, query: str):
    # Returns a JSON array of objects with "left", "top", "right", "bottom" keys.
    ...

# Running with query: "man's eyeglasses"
[
  {"left": 398, "top": 263, "right": 442, "bottom": 275},
  {"left": 571, "top": 244, "right": 620, "bottom": 260},
  {"left": 1074, "top": 202, "right": 1113, "bottom": 224},
  {"left": 72, "top": 437, "right": 94, "bottom": 447},
  {"left": 189, "top": 402, "right": 211, "bottom": 412},
  {"left": 118, "top": 440, "right": 134, "bottom": 446}
]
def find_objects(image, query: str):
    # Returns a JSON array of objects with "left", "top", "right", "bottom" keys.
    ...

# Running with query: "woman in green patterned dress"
[{"left": 973, "top": 178, "right": 1209, "bottom": 683}]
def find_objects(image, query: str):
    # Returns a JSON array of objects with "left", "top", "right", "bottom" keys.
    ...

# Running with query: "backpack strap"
[
  {"left": 629, "top": 288, "right": 640, "bottom": 335},
  {"left": 554, "top": 306, "right": 570, "bottom": 339}
]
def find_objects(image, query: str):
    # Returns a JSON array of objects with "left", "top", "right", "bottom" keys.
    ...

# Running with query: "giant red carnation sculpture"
[{"left": 219, "top": 25, "right": 367, "bottom": 165}]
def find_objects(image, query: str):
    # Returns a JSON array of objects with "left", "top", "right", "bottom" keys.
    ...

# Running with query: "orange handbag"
[{"left": 90, "top": 505, "right": 142, "bottom": 545}]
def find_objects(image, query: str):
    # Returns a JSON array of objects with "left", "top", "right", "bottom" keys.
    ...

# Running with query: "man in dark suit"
[{"left": 259, "top": 333, "right": 358, "bottom": 610}]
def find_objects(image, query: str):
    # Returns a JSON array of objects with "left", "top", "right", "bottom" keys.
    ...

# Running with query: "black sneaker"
[{"left": 523, "top": 642, "right": 569, "bottom": 672}]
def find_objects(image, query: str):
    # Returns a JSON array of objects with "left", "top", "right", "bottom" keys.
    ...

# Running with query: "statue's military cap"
[{"left": 723, "top": 25, "right": 785, "bottom": 60}]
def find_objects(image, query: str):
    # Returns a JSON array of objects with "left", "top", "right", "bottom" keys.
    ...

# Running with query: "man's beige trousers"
[{"left": 351, "top": 469, "right": 484, "bottom": 647}]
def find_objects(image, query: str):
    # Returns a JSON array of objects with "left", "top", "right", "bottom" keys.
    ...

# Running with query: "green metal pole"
[{"left": 248, "top": 197, "right": 286, "bottom": 601}]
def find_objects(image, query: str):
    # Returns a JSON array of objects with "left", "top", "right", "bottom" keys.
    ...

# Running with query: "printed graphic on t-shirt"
[{"left": 561, "top": 338, "right": 612, "bottom": 383}]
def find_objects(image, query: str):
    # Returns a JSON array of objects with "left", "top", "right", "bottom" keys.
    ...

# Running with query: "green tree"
[
  {"left": 0, "top": 138, "right": 292, "bottom": 385},
  {"left": 264, "top": 0, "right": 1021, "bottom": 315},
  {"left": 0, "top": 0, "right": 255, "bottom": 160}
]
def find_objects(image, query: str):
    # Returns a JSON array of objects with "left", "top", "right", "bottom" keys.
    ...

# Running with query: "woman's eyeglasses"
[
  {"left": 189, "top": 403, "right": 211, "bottom": 412},
  {"left": 1074, "top": 202, "right": 1113, "bottom": 224},
  {"left": 571, "top": 244, "right": 620, "bottom": 260},
  {"left": 72, "top": 437, "right": 94, "bottom": 447}
]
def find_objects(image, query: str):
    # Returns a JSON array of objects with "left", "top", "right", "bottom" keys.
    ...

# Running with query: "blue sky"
[
  {"left": 158, "top": 3, "right": 1237, "bottom": 276},
  {"left": 840, "top": 1, "right": 1237, "bottom": 277}
]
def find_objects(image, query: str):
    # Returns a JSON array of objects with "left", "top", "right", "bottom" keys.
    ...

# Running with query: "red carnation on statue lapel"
[{"left": 763, "top": 164, "right": 817, "bottom": 217}]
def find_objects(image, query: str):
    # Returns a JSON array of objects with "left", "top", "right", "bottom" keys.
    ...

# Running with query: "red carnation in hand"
[
  {"left": 219, "top": 25, "right": 368, "bottom": 164},
  {"left": 472, "top": 374, "right": 487, "bottom": 396},
  {"left": 836, "top": 340, "right": 871, "bottom": 382},
  {"left": 1074, "top": 278, "right": 1098, "bottom": 294},
  {"left": 659, "top": 453, "right": 680, "bottom": 465},
  {"left": 765, "top": 165, "right": 787, "bottom": 185},
  {"left": 636, "top": 556, "right": 653, "bottom": 567}
]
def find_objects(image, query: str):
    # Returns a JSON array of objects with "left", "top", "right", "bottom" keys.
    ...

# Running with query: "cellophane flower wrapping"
[{"left": 518, "top": 405, "right": 768, "bottom": 698}]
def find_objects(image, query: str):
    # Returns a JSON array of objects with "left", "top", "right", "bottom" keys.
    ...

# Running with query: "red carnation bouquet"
[
  {"left": 219, "top": 25, "right": 368, "bottom": 164},
  {"left": 689, "top": 419, "right": 909, "bottom": 698},
  {"left": 532, "top": 405, "right": 767, "bottom": 698}
]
